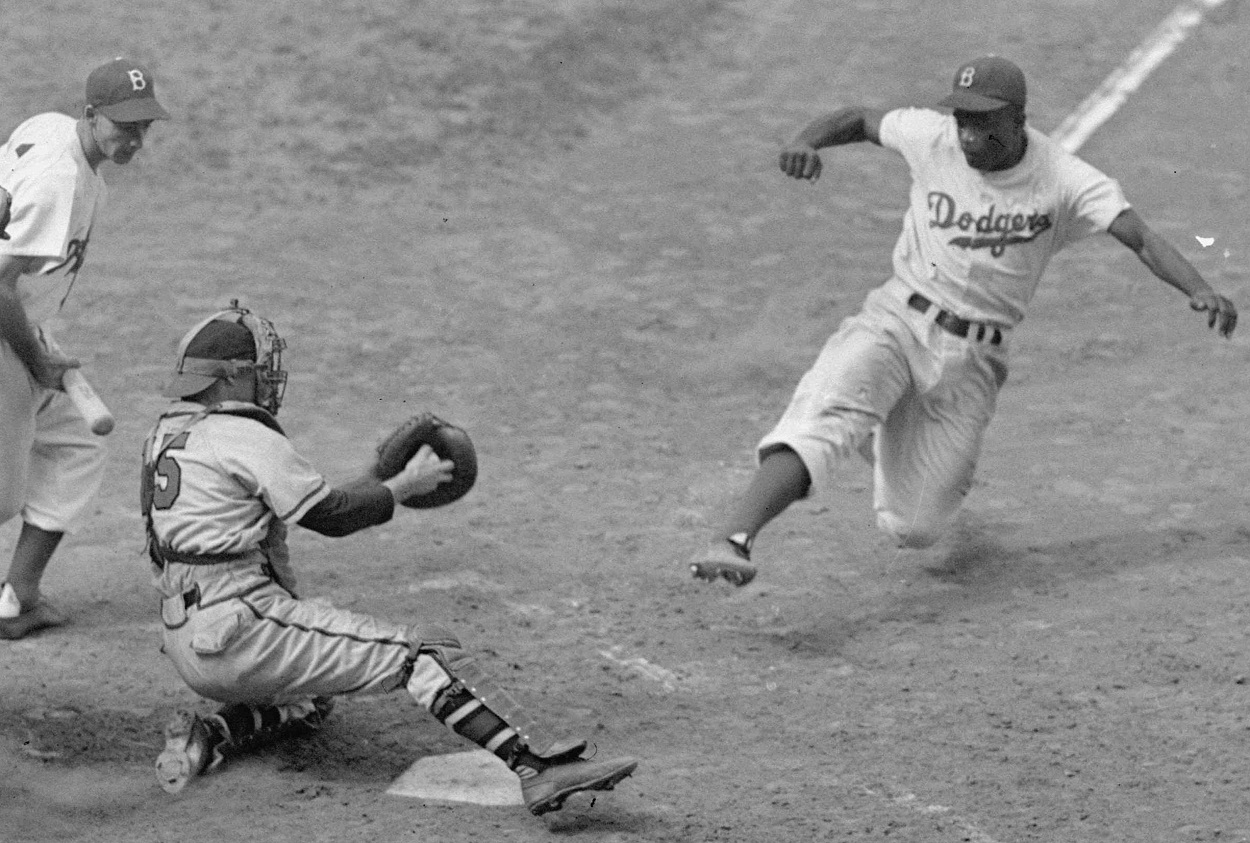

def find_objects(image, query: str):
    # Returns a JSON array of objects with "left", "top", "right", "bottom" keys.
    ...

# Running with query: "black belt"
[
  {"left": 157, "top": 547, "right": 253, "bottom": 566},
  {"left": 907, "top": 293, "right": 1003, "bottom": 345}
]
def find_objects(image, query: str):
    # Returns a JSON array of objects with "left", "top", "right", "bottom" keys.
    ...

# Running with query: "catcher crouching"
[{"left": 141, "top": 303, "right": 637, "bottom": 815}]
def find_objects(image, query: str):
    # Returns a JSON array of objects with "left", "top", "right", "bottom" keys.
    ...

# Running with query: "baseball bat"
[{"left": 62, "top": 368, "right": 115, "bottom": 436}]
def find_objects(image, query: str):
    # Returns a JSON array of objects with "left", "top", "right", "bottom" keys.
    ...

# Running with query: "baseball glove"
[{"left": 372, "top": 413, "right": 477, "bottom": 508}]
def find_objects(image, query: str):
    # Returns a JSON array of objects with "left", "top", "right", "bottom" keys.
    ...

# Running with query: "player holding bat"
[{"left": 0, "top": 57, "right": 169, "bottom": 639}]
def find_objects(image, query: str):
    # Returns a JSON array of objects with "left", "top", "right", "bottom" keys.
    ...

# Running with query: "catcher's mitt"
[{"left": 372, "top": 413, "right": 477, "bottom": 508}]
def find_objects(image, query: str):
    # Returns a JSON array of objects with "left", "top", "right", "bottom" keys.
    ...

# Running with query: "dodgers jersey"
[
  {"left": 0, "top": 112, "right": 106, "bottom": 323},
  {"left": 878, "top": 107, "right": 1130, "bottom": 327},
  {"left": 144, "top": 403, "right": 330, "bottom": 557}
]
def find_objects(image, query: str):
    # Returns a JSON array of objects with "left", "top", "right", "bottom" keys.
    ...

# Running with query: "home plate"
[{"left": 387, "top": 750, "right": 523, "bottom": 806}]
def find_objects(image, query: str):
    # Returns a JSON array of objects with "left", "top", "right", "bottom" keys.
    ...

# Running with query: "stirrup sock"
[
  {"left": 430, "top": 682, "right": 550, "bottom": 778},
  {"left": 215, "top": 699, "right": 318, "bottom": 747}
]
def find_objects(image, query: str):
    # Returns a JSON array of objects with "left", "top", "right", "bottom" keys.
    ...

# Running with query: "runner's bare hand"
[{"left": 779, "top": 145, "right": 822, "bottom": 181}]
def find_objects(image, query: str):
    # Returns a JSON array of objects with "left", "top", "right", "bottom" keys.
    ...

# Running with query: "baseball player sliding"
[
  {"left": 0, "top": 58, "right": 169, "bottom": 639},
  {"left": 691, "top": 55, "right": 1237, "bottom": 587},
  {"left": 143, "top": 304, "right": 638, "bottom": 815}
]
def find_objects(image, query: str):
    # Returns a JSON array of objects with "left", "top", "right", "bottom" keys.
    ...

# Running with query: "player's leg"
[
  {"left": 158, "top": 588, "right": 637, "bottom": 812},
  {"left": 402, "top": 635, "right": 638, "bottom": 815},
  {"left": 0, "top": 346, "right": 35, "bottom": 527},
  {"left": 873, "top": 343, "right": 1005, "bottom": 548},
  {"left": 0, "top": 344, "right": 38, "bottom": 630},
  {"left": 690, "top": 445, "right": 811, "bottom": 586},
  {"left": 154, "top": 586, "right": 402, "bottom": 792},
  {"left": 156, "top": 696, "right": 334, "bottom": 794},
  {"left": 0, "top": 524, "right": 66, "bottom": 639},
  {"left": 237, "top": 594, "right": 635, "bottom": 815},
  {"left": 0, "top": 366, "right": 101, "bottom": 637},
  {"left": 243, "top": 598, "right": 639, "bottom": 815},
  {"left": 692, "top": 292, "right": 912, "bottom": 585}
]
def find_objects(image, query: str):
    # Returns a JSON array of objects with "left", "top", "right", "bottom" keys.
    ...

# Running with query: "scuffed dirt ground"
[{"left": 2, "top": 1, "right": 1249, "bottom": 841}]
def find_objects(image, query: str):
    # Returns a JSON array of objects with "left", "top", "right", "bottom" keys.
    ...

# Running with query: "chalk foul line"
[{"left": 1052, "top": 0, "right": 1230, "bottom": 153}]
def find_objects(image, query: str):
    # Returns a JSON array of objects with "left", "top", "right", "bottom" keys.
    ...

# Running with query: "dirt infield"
[{"left": 2, "top": 1, "right": 1249, "bottom": 841}]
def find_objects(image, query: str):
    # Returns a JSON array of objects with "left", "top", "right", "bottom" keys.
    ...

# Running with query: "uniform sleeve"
[
  {"left": 1058, "top": 154, "right": 1131, "bottom": 245},
  {"left": 0, "top": 157, "right": 76, "bottom": 260},
  {"left": 215, "top": 420, "right": 331, "bottom": 525},
  {"left": 878, "top": 107, "right": 948, "bottom": 161},
  {"left": 299, "top": 478, "right": 395, "bottom": 537}
]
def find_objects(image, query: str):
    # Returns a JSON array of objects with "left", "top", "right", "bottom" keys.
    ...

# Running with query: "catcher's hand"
[{"left": 372, "top": 413, "right": 478, "bottom": 508}]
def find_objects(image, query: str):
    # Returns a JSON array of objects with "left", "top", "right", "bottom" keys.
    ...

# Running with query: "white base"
[{"left": 387, "top": 749, "right": 523, "bottom": 806}]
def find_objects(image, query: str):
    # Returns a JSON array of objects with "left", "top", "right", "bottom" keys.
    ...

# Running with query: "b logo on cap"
[
  {"left": 128, "top": 69, "right": 147, "bottom": 91},
  {"left": 958, "top": 67, "right": 976, "bottom": 88}
]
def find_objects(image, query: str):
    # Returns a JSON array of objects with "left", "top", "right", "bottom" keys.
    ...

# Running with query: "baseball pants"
[
  {"left": 0, "top": 330, "right": 106, "bottom": 532},
  {"left": 757, "top": 277, "right": 1009, "bottom": 548},
  {"left": 156, "top": 558, "right": 457, "bottom": 712}
]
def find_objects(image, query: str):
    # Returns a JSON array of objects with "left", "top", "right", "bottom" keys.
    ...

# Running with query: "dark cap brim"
[
  {"left": 96, "top": 98, "right": 170, "bottom": 122},
  {"left": 160, "top": 372, "right": 219, "bottom": 399},
  {"left": 938, "top": 91, "right": 1015, "bottom": 112}
]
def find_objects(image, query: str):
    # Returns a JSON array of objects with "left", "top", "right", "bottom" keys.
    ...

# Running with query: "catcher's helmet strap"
[{"left": 177, "top": 358, "right": 257, "bottom": 378}]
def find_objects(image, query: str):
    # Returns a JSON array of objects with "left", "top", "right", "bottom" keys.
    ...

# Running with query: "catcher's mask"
[{"left": 161, "top": 301, "right": 288, "bottom": 414}]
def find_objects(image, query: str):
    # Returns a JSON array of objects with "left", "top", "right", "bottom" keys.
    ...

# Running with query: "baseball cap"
[
  {"left": 161, "top": 318, "right": 257, "bottom": 399},
  {"left": 86, "top": 58, "right": 170, "bottom": 122},
  {"left": 938, "top": 55, "right": 1026, "bottom": 112}
]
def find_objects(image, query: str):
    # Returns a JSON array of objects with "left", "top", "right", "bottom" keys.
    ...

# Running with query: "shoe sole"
[
  {"left": 155, "top": 711, "right": 198, "bottom": 794},
  {"left": 690, "top": 560, "right": 757, "bottom": 587},
  {"left": 527, "top": 760, "right": 639, "bottom": 816}
]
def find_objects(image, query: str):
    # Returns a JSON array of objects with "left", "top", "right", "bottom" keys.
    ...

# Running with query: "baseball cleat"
[
  {"left": 521, "top": 755, "right": 639, "bottom": 816},
  {"left": 155, "top": 710, "right": 225, "bottom": 794},
  {"left": 305, "top": 696, "right": 335, "bottom": 729},
  {"left": 0, "top": 599, "right": 67, "bottom": 640},
  {"left": 690, "top": 541, "right": 756, "bottom": 587}
]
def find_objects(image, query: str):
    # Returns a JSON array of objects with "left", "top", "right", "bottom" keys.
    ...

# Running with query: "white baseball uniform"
[
  {"left": 144, "top": 399, "right": 632, "bottom": 804},
  {"left": 142, "top": 400, "right": 515, "bottom": 738},
  {"left": 0, "top": 112, "right": 108, "bottom": 532},
  {"left": 759, "top": 107, "right": 1129, "bottom": 547},
  {"left": 144, "top": 402, "right": 413, "bottom": 704}
]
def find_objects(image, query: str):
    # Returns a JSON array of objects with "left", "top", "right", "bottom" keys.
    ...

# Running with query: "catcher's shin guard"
[
  {"left": 428, "top": 678, "right": 638, "bottom": 815},
  {"left": 401, "top": 632, "right": 585, "bottom": 770},
  {"left": 428, "top": 681, "right": 587, "bottom": 768},
  {"left": 401, "top": 633, "right": 639, "bottom": 815}
]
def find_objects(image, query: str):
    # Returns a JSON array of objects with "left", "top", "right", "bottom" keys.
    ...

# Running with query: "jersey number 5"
[{"left": 147, "top": 432, "right": 190, "bottom": 511}]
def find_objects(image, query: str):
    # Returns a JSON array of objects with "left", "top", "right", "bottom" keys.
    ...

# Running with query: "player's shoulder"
[
  {"left": 4, "top": 112, "right": 77, "bottom": 151},
  {"left": 211, "top": 401, "right": 286, "bottom": 434},
  {"left": 19, "top": 112, "right": 76, "bottom": 132},
  {"left": 879, "top": 106, "right": 951, "bottom": 149},
  {"left": 883, "top": 105, "right": 946, "bottom": 123},
  {"left": 1026, "top": 125, "right": 1112, "bottom": 180},
  {"left": 2, "top": 113, "right": 81, "bottom": 180},
  {"left": 157, "top": 402, "right": 286, "bottom": 440}
]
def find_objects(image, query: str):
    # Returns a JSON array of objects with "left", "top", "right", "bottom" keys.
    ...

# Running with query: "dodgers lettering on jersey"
[
  {"left": 0, "top": 112, "right": 107, "bottom": 323},
  {"left": 145, "top": 405, "right": 330, "bottom": 556},
  {"left": 878, "top": 107, "right": 1130, "bottom": 326}
]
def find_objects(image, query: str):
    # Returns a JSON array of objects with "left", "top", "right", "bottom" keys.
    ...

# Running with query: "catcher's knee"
[{"left": 389, "top": 625, "right": 471, "bottom": 708}]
